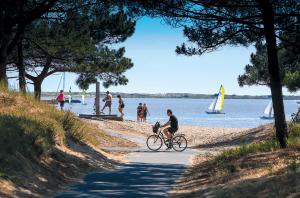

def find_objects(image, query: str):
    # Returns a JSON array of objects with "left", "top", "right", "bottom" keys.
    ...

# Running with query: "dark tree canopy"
[
  {"left": 238, "top": 31, "right": 300, "bottom": 92},
  {"left": 76, "top": 47, "right": 133, "bottom": 90},
  {"left": 0, "top": 0, "right": 134, "bottom": 83},
  {"left": 122, "top": 0, "right": 300, "bottom": 53},
  {"left": 22, "top": 8, "right": 135, "bottom": 77},
  {"left": 5, "top": 1, "right": 136, "bottom": 99}
]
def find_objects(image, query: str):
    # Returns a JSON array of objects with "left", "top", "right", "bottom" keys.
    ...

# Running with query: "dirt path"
[{"left": 55, "top": 129, "right": 199, "bottom": 198}]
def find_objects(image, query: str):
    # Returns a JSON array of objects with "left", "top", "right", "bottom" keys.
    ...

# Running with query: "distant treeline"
[{"left": 41, "top": 92, "right": 300, "bottom": 100}]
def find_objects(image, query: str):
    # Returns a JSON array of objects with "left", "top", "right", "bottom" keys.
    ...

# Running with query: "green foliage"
[
  {"left": 284, "top": 71, "right": 300, "bottom": 92},
  {"left": 12, "top": 3, "right": 136, "bottom": 97},
  {"left": 286, "top": 160, "right": 299, "bottom": 173},
  {"left": 238, "top": 42, "right": 272, "bottom": 87},
  {"left": 287, "top": 123, "right": 300, "bottom": 146},
  {"left": 60, "top": 111, "right": 87, "bottom": 143},
  {"left": 215, "top": 140, "right": 280, "bottom": 165},
  {"left": 123, "top": 1, "right": 300, "bottom": 55},
  {"left": 75, "top": 47, "right": 134, "bottom": 89},
  {"left": 239, "top": 32, "right": 300, "bottom": 92},
  {"left": 212, "top": 123, "right": 300, "bottom": 176},
  {"left": 0, "top": 115, "right": 56, "bottom": 158}
]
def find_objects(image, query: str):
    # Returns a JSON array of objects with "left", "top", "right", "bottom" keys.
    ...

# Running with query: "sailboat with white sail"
[
  {"left": 67, "top": 86, "right": 72, "bottom": 104},
  {"left": 81, "top": 90, "right": 87, "bottom": 105},
  {"left": 67, "top": 86, "right": 81, "bottom": 104},
  {"left": 261, "top": 101, "right": 274, "bottom": 119},
  {"left": 206, "top": 85, "right": 225, "bottom": 114}
]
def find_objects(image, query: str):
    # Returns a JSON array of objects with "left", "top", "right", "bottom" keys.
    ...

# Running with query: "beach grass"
[
  {"left": 211, "top": 123, "right": 300, "bottom": 176},
  {"left": 171, "top": 123, "right": 300, "bottom": 197},
  {"left": 0, "top": 88, "right": 107, "bottom": 187}
]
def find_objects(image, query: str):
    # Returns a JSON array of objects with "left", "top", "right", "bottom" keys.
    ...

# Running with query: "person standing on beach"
[
  {"left": 117, "top": 95, "right": 125, "bottom": 118},
  {"left": 56, "top": 90, "right": 65, "bottom": 111},
  {"left": 161, "top": 109, "right": 178, "bottom": 148},
  {"left": 137, "top": 103, "right": 143, "bottom": 122},
  {"left": 142, "top": 103, "right": 150, "bottom": 122},
  {"left": 101, "top": 91, "right": 112, "bottom": 115}
]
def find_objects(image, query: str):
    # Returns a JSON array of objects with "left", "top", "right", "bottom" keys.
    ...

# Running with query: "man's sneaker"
[{"left": 166, "top": 141, "right": 172, "bottom": 150}]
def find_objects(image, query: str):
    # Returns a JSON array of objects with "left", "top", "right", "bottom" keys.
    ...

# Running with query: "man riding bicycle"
[
  {"left": 161, "top": 109, "right": 178, "bottom": 148},
  {"left": 147, "top": 110, "right": 187, "bottom": 152}
]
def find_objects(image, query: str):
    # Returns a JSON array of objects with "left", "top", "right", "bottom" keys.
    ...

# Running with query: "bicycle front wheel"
[
  {"left": 172, "top": 135, "right": 187, "bottom": 152},
  {"left": 146, "top": 135, "right": 163, "bottom": 151}
]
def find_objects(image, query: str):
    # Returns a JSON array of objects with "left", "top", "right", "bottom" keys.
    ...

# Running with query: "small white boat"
[
  {"left": 261, "top": 101, "right": 274, "bottom": 120},
  {"left": 206, "top": 85, "right": 225, "bottom": 114}
]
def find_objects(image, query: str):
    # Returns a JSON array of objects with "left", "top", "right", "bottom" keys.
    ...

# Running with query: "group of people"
[
  {"left": 102, "top": 92, "right": 179, "bottom": 148},
  {"left": 57, "top": 90, "right": 178, "bottom": 147},
  {"left": 101, "top": 91, "right": 125, "bottom": 118},
  {"left": 137, "top": 103, "right": 150, "bottom": 122},
  {"left": 101, "top": 91, "right": 151, "bottom": 122}
]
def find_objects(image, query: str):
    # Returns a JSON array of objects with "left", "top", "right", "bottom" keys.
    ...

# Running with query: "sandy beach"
[{"left": 86, "top": 119, "right": 251, "bottom": 149}]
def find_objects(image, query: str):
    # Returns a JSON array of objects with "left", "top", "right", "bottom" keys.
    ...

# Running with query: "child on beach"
[
  {"left": 56, "top": 90, "right": 65, "bottom": 110},
  {"left": 117, "top": 95, "right": 125, "bottom": 118}
]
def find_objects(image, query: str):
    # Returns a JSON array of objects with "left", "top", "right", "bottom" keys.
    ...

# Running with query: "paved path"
[{"left": 56, "top": 130, "right": 198, "bottom": 198}]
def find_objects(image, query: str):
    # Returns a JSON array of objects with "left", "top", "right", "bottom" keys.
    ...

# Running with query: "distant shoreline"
[{"left": 41, "top": 92, "right": 300, "bottom": 100}]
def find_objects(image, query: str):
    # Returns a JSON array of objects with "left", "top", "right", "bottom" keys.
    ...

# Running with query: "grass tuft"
[
  {"left": 0, "top": 89, "right": 99, "bottom": 180},
  {"left": 210, "top": 123, "right": 300, "bottom": 179}
]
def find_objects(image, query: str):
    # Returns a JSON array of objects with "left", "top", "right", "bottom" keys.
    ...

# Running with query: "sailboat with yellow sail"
[{"left": 206, "top": 85, "right": 225, "bottom": 114}]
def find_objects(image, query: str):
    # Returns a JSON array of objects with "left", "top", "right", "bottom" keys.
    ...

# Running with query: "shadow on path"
[{"left": 56, "top": 163, "right": 185, "bottom": 198}]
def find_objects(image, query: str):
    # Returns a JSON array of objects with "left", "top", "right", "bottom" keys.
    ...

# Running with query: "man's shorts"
[
  {"left": 168, "top": 127, "right": 178, "bottom": 134},
  {"left": 105, "top": 101, "right": 112, "bottom": 108}
]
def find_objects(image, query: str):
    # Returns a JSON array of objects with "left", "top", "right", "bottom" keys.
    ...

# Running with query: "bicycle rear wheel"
[
  {"left": 172, "top": 135, "right": 187, "bottom": 152},
  {"left": 147, "top": 135, "right": 163, "bottom": 151}
]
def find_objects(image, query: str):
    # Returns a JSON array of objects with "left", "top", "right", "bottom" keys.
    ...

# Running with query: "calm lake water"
[{"left": 49, "top": 97, "right": 299, "bottom": 129}]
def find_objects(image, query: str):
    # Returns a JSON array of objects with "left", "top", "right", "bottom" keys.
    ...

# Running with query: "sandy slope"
[
  {"left": 88, "top": 119, "right": 249, "bottom": 148},
  {"left": 0, "top": 120, "right": 137, "bottom": 198}
]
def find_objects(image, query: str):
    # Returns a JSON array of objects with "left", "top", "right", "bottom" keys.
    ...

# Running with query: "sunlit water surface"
[{"left": 43, "top": 97, "right": 299, "bottom": 128}]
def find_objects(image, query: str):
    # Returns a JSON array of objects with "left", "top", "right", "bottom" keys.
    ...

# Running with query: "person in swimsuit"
[
  {"left": 101, "top": 91, "right": 112, "bottom": 115},
  {"left": 137, "top": 103, "right": 143, "bottom": 122},
  {"left": 117, "top": 95, "right": 125, "bottom": 118},
  {"left": 142, "top": 103, "right": 150, "bottom": 122}
]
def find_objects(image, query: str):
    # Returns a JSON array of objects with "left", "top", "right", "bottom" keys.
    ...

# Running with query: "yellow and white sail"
[{"left": 208, "top": 85, "right": 225, "bottom": 113}]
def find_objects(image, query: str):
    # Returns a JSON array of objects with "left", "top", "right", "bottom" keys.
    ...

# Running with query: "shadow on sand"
[{"left": 56, "top": 163, "right": 186, "bottom": 198}]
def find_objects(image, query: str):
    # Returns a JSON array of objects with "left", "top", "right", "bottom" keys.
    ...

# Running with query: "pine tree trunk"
[
  {"left": 34, "top": 81, "right": 42, "bottom": 100},
  {"left": 17, "top": 41, "right": 26, "bottom": 94},
  {"left": 95, "top": 81, "right": 100, "bottom": 115},
  {"left": 0, "top": 47, "right": 8, "bottom": 86},
  {"left": 260, "top": 0, "right": 287, "bottom": 148}
]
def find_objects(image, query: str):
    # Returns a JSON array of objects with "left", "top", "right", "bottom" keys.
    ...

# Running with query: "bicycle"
[
  {"left": 146, "top": 122, "right": 188, "bottom": 152},
  {"left": 291, "top": 108, "right": 300, "bottom": 124}
]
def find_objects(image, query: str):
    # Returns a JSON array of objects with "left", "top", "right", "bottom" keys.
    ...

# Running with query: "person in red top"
[{"left": 56, "top": 90, "right": 65, "bottom": 110}]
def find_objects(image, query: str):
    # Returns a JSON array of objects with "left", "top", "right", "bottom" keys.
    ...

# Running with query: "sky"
[{"left": 20, "top": 17, "right": 299, "bottom": 96}]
